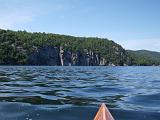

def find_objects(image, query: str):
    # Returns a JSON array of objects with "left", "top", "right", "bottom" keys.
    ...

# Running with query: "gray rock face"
[
  {"left": 28, "top": 46, "right": 61, "bottom": 65},
  {"left": 60, "top": 49, "right": 107, "bottom": 66},
  {"left": 27, "top": 46, "right": 124, "bottom": 66}
]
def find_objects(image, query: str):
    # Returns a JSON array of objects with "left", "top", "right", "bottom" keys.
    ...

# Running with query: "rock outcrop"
[
  {"left": 27, "top": 46, "right": 126, "bottom": 66},
  {"left": 28, "top": 46, "right": 61, "bottom": 65}
]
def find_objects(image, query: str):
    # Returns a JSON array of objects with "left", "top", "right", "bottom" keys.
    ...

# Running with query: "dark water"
[{"left": 0, "top": 66, "right": 160, "bottom": 120}]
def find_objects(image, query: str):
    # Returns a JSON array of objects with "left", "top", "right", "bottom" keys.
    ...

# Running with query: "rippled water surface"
[{"left": 0, "top": 66, "right": 160, "bottom": 120}]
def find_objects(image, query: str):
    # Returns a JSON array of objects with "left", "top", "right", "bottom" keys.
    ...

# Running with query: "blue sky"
[{"left": 0, "top": 0, "right": 160, "bottom": 51}]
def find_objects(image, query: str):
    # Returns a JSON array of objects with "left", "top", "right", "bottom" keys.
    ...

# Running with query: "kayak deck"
[{"left": 94, "top": 103, "right": 115, "bottom": 120}]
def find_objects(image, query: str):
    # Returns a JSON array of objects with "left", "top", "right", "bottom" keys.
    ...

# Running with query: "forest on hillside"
[{"left": 0, "top": 29, "right": 159, "bottom": 66}]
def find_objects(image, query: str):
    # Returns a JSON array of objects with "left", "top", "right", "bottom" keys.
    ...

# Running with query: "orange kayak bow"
[{"left": 94, "top": 103, "right": 115, "bottom": 120}]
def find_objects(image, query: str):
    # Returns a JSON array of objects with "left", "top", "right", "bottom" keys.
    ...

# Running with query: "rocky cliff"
[
  {"left": 0, "top": 29, "right": 129, "bottom": 66},
  {"left": 27, "top": 45, "right": 127, "bottom": 66}
]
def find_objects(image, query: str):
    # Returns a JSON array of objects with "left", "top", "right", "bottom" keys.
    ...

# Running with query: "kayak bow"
[{"left": 94, "top": 103, "right": 115, "bottom": 120}]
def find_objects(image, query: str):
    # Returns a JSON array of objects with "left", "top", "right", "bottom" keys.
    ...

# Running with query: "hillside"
[
  {"left": 1, "top": 29, "right": 160, "bottom": 66},
  {"left": 127, "top": 50, "right": 160, "bottom": 65},
  {"left": 0, "top": 29, "right": 128, "bottom": 66}
]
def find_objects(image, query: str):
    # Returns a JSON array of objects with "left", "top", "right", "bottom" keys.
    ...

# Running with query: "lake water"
[{"left": 0, "top": 66, "right": 160, "bottom": 120}]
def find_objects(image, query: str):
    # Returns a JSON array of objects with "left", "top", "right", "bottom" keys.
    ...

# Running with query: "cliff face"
[
  {"left": 60, "top": 47, "right": 104, "bottom": 66},
  {"left": 28, "top": 46, "right": 61, "bottom": 65},
  {"left": 27, "top": 46, "right": 126, "bottom": 66},
  {"left": 0, "top": 29, "right": 129, "bottom": 66}
]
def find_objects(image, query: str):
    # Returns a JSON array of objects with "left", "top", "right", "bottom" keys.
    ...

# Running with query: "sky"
[{"left": 0, "top": 0, "right": 160, "bottom": 51}]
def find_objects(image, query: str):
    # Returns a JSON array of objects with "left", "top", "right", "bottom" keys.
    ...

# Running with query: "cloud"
[
  {"left": 0, "top": 0, "right": 38, "bottom": 29},
  {"left": 119, "top": 38, "right": 160, "bottom": 52},
  {"left": 0, "top": 0, "right": 70, "bottom": 29},
  {"left": 0, "top": 12, "right": 33, "bottom": 29}
]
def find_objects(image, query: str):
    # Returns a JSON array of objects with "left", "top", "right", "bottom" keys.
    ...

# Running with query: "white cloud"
[
  {"left": 119, "top": 38, "right": 160, "bottom": 52},
  {"left": 0, "top": 0, "right": 37, "bottom": 29},
  {"left": 0, "top": 12, "right": 33, "bottom": 29},
  {"left": 0, "top": 0, "right": 69, "bottom": 29}
]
